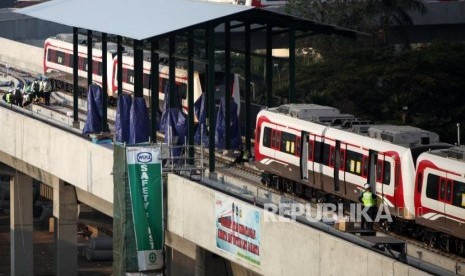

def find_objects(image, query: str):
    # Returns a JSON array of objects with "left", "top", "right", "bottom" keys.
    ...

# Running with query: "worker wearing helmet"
[
  {"left": 359, "top": 183, "right": 377, "bottom": 230},
  {"left": 3, "top": 89, "right": 14, "bottom": 104}
]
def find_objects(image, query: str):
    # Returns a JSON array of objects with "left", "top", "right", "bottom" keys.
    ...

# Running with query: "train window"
[
  {"left": 56, "top": 51, "right": 65, "bottom": 65},
  {"left": 446, "top": 180, "right": 452, "bottom": 202},
  {"left": 440, "top": 178, "right": 446, "bottom": 200},
  {"left": 308, "top": 140, "right": 314, "bottom": 161},
  {"left": 295, "top": 137, "right": 301, "bottom": 156},
  {"left": 376, "top": 160, "right": 383, "bottom": 182},
  {"left": 383, "top": 161, "right": 391, "bottom": 185},
  {"left": 452, "top": 180, "right": 465, "bottom": 208},
  {"left": 362, "top": 156, "right": 368, "bottom": 177},
  {"left": 417, "top": 172, "right": 423, "bottom": 193},
  {"left": 426, "top": 174, "right": 440, "bottom": 200},
  {"left": 274, "top": 130, "right": 281, "bottom": 150},
  {"left": 127, "top": 69, "right": 135, "bottom": 84},
  {"left": 93, "top": 61, "right": 102, "bottom": 76},
  {"left": 280, "top": 132, "right": 295, "bottom": 154},
  {"left": 346, "top": 150, "right": 362, "bottom": 176},
  {"left": 143, "top": 74, "right": 150, "bottom": 89},
  {"left": 178, "top": 83, "right": 187, "bottom": 100},
  {"left": 329, "top": 146, "right": 335, "bottom": 167},
  {"left": 122, "top": 68, "right": 128, "bottom": 83},
  {"left": 339, "top": 149, "right": 346, "bottom": 170},
  {"left": 263, "top": 127, "right": 272, "bottom": 148},
  {"left": 314, "top": 141, "right": 322, "bottom": 163},
  {"left": 64, "top": 53, "right": 72, "bottom": 67},
  {"left": 79, "top": 57, "right": 88, "bottom": 71},
  {"left": 322, "top": 143, "right": 331, "bottom": 166},
  {"left": 47, "top": 49, "right": 54, "bottom": 62}
]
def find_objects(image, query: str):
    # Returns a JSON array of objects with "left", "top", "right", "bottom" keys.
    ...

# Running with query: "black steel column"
[
  {"left": 73, "top": 27, "right": 79, "bottom": 125},
  {"left": 133, "top": 39, "right": 143, "bottom": 98},
  {"left": 169, "top": 36, "right": 176, "bottom": 108},
  {"left": 150, "top": 40, "right": 159, "bottom": 142},
  {"left": 102, "top": 33, "right": 109, "bottom": 132},
  {"left": 207, "top": 25, "right": 216, "bottom": 173},
  {"left": 289, "top": 28, "right": 296, "bottom": 103},
  {"left": 245, "top": 23, "right": 252, "bottom": 155},
  {"left": 117, "top": 35, "right": 123, "bottom": 96},
  {"left": 87, "top": 30, "right": 93, "bottom": 86},
  {"left": 266, "top": 25, "right": 273, "bottom": 107},
  {"left": 224, "top": 22, "right": 231, "bottom": 150},
  {"left": 187, "top": 31, "right": 195, "bottom": 164}
]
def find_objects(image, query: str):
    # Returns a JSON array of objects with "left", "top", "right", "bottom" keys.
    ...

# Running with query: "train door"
[
  {"left": 368, "top": 150, "right": 378, "bottom": 194},
  {"left": 300, "top": 131, "right": 309, "bottom": 180}
]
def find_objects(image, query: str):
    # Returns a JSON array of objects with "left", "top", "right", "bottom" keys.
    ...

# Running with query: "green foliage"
[{"left": 294, "top": 41, "right": 465, "bottom": 143}]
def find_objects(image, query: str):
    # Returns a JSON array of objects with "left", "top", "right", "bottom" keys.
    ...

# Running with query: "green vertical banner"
[{"left": 126, "top": 146, "right": 164, "bottom": 271}]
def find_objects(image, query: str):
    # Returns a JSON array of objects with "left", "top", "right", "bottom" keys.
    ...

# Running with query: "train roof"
[
  {"left": 265, "top": 103, "right": 441, "bottom": 148},
  {"left": 273, "top": 103, "right": 354, "bottom": 124},
  {"left": 427, "top": 146, "right": 465, "bottom": 161}
]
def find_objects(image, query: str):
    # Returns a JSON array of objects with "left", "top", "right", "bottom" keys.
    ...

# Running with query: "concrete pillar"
[
  {"left": 53, "top": 178, "right": 78, "bottom": 276},
  {"left": 10, "top": 172, "right": 33, "bottom": 276},
  {"left": 195, "top": 246, "right": 206, "bottom": 276}
]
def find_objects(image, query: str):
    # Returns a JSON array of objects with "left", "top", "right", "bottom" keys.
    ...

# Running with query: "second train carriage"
[
  {"left": 44, "top": 34, "right": 115, "bottom": 93},
  {"left": 44, "top": 34, "right": 242, "bottom": 120},
  {"left": 415, "top": 146, "right": 465, "bottom": 245},
  {"left": 254, "top": 104, "right": 448, "bottom": 220}
]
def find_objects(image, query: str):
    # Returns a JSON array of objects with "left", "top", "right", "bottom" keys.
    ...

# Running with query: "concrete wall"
[
  {"left": 167, "top": 173, "right": 428, "bottom": 276},
  {"left": 0, "top": 37, "right": 43, "bottom": 74},
  {"left": 0, "top": 107, "right": 113, "bottom": 215}
]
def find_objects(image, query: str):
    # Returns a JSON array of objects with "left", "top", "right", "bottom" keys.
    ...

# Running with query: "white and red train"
[
  {"left": 43, "top": 34, "right": 241, "bottom": 118},
  {"left": 254, "top": 103, "right": 465, "bottom": 253}
]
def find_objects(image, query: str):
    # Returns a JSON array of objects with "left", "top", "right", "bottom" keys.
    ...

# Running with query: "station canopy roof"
[{"left": 15, "top": 0, "right": 362, "bottom": 41}]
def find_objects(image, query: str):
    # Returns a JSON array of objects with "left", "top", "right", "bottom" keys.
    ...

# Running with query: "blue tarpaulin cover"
[
  {"left": 194, "top": 94, "right": 208, "bottom": 147},
  {"left": 115, "top": 94, "right": 132, "bottom": 143},
  {"left": 82, "top": 84, "right": 103, "bottom": 135},
  {"left": 215, "top": 97, "right": 242, "bottom": 150},
  {"left": 129, "top": 97, "right": 151, "bottom": 144},
  {"left": 160, "top": 108, "right": 187, "bottom": 157}
]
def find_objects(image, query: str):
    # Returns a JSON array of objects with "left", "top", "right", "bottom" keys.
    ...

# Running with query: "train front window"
[
  {"left": 263, "top": 127, "right": 271, "bottom": 148},
  {"left": 426, "top": 174, "right": 440, "bottom": 200}
]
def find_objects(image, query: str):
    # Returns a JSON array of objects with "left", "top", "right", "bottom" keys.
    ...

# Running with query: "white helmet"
[{"left": 364, "top": 183, "right": 370, "bottom": 189}]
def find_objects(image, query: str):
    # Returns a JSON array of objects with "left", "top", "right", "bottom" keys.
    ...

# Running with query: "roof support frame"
[
  {"left": 266, "top": 24, "right": 273, "bottom": 108},
  {"left": 224, "top": 21, "right": 231, "bottom": 151},
  {"left": 187, "top": 30, "right": 195, "bottom": 164},
  {"left": 244, "top": 22, "right": 252, "bottom": 157},
  {"left": 133, "top": 39, "right": 144, "bottom": 98},
  {"left": 117, "top": 35, "right": 123, "bottom": 96},
  {"left": 73, "top": 27, "right": 79, "bottom": 125},
  {"left": 87, "top": 30, "right": 93, "bottom": 86},
  {"left": 101, "top": 32, "right": 109, "bottom": 132},
  {"left": 150, "top": 40, "right": 160, "bottom": 142},
  {"left": 207, "top": 24, "right": 216, "bottom": 173}
]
